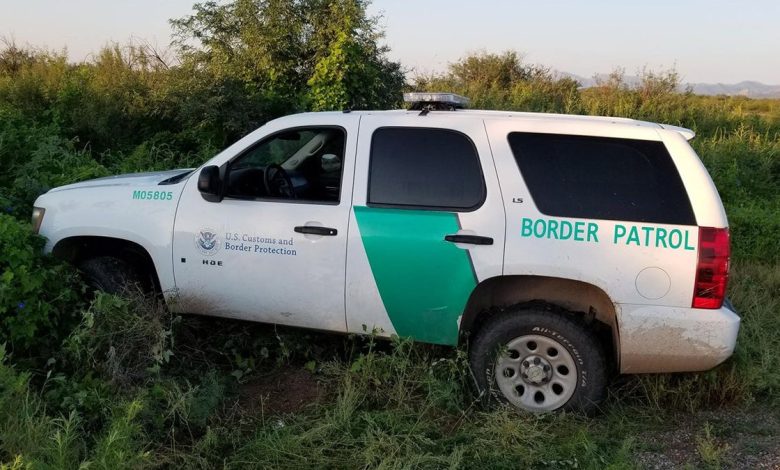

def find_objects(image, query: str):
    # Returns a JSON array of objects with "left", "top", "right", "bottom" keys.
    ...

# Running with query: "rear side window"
[
  {"left": 508, "top": 132, "right": 695, "bottom": 225},
  {"left": 368, "top": 127, "right": 485, "bottom": 210}
]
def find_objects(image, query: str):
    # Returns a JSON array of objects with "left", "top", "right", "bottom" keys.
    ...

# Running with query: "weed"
[
  {"left": 64, "top": 292, "right": 178, "bottom": 386},
  {"left": 0, "top": 346, "right": 148, "bottom": 468},
  {"left": 696, "top": 422, "right": 731, "bottom": 469}
]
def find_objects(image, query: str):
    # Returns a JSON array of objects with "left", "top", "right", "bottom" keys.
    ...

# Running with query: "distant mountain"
[
  {"left": 556, "top": 72, "right": 780, "bottom": 98},
  {"left": 687, "top": 81, "right": 780, "bottom": 98}
]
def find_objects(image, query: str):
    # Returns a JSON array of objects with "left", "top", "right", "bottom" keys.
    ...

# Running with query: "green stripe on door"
[{"left": 354, "top": 206, "right": 477, "bottom": 345}]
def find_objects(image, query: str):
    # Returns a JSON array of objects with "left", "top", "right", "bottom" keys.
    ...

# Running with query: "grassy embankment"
[{"left": 1, "top": 42, "right": 779, "bottom": 468}]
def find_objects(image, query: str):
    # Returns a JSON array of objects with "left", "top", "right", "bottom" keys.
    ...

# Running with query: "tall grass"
[
  {"left": 0, "top": 346, "right": 149, "bottom": 468},
  {"left": 1, "top": 40, "right": 780, "bottom": 466},
  {"left": 1, "top": 261, "right": 778, "bottom": 467}
]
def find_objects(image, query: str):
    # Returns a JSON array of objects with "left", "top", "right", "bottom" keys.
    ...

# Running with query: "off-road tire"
[
  {"left": 470, "top": 307, "right": 608, "bottom": 414},
  {"left": 79, "top": 256, "right": 144, "bottom": 295}
]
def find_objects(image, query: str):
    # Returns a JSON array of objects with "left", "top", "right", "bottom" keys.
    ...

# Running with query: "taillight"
[{"left": 692, "top": 227, "right": 730, "bottom": 309}]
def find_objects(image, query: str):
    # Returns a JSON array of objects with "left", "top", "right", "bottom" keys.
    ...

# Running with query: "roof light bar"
[{"left": 403, "top": 92, "right": 470, "bottom": 111}]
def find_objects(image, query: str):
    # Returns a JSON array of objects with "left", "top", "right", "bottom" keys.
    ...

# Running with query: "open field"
[{"left": 1, "top": 2, "right": 780, "bottom": 467}]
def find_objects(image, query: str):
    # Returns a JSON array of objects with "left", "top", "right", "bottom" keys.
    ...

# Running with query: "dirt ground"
[
  {"left": 237, "top": 368, "right": 327, "bottom": 416},
  {"left": 635, "top": 408, "right": 780, "bottom": 469}
]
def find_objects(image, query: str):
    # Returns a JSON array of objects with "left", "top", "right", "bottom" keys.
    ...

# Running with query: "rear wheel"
[
  {"left": 470, "top": 307, "right": 608, "bottom": 414},
  {"left": 79, "top": 256, "right": 145, "bottom": 295}
]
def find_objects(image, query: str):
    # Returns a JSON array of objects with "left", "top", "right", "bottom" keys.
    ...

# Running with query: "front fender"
[{"left": 35, "top": 185, "right": 182, "bottom": 293}]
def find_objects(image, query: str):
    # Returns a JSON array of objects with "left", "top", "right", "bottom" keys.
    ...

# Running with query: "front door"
[{"left": 172, "top": 114, "right": 359, "bottom": 332}]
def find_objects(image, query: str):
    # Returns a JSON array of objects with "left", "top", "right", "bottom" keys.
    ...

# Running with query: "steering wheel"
[{"left": 263, "top": 164, "right": 297, "bottom": 199}]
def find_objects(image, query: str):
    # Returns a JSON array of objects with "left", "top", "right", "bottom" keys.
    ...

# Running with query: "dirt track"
[{"left": 635, "top": 408, "right": 779, "bottom": 469}]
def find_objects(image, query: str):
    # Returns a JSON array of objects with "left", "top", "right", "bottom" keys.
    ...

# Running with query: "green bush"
[
  {"left": 10, "top": 136, "right": 109, "bottom": 211},
  {"left": 694, "top": 127, "right": 780, "bottom": 262},
  {"left": 0, "top": 107, "right": 58, "bottom": 191},
  {"left": 727, "top": 203, "right": 780, "bottom": 263},
  {"left": 64, "top": 293, "right": 178, "bottom": 386},
  {"left": 0, "top": 214, "right": 83, "bottom": 353},
  {"left": 110, "top": 131, "right": 218, "bottom": 174},
  {"left": 0, "top": 346, "right": 149, "bottom": 468}
]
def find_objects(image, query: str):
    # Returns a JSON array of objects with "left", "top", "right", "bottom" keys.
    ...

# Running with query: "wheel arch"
[
  {"left": 460, "top": 275, "right": 620, "bottom": 365},
  {"left": 52, "top": 236, "right": 162, "bottom": 293}
]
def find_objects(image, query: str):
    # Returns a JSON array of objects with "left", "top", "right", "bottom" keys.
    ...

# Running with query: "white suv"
[{"left": 32, "top": 94, "right": 739, "bottom": 413}]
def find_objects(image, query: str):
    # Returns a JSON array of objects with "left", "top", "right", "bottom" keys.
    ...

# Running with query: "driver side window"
[{"left": 226, "top": 127, "right": 346, "bottom": 203}]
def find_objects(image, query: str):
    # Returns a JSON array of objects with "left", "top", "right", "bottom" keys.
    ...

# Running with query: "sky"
[{"left": 0, "top": 0, "right": 778, "bottom": 84}]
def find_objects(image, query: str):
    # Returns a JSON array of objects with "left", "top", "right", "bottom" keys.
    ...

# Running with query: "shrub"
[
  {"left": 10, "top": 136, "right": 108, "bottom": 211},
  {"left": 109, "top": 130, "right": 218, "bottom": 174},
  {"left": 0, "top": 107, "right": 58, "bottom": 191},
  {"left": 0, "top": 214, "right": 83, "bottom": 354},
  {"left": 694, "top": 127, "right": 780, "bottom": 263},
  {"left": 0, "top": 346, "right": 149, "bottom": 468},
  {"left": 64, "top": 293, "right": 178, "bottom": 386}
]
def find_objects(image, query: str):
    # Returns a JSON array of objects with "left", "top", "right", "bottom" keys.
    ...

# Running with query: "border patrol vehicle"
[{"left": 31, "top": 93, "right": 739, "bottom": 413}]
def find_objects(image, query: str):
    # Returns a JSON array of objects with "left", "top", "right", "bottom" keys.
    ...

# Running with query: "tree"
[
  {"left": 411, "top": 51, "right": 579, "bottom": 113},
  {"left": 306, "top": 0, "right": 404, "bottom": 110},
  {"left": 170, "top": 0, "right": 404, "bottom": 132}
]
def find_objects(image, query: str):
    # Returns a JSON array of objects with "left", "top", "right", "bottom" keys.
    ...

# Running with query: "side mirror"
[{"left": 197, "top": 165, "right": 222, "bottom": 202}]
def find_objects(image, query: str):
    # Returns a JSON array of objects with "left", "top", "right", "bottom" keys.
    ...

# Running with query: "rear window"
[
  {"left": 508, "top": 132, "right": 695, "bottom": 225},
  {"left": 368, "top": 127, "right": 485, "bottom": 210}
]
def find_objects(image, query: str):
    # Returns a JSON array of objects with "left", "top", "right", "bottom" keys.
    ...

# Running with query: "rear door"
[{"left": 345, "top": 114, "right": 505, "bottom": 345}]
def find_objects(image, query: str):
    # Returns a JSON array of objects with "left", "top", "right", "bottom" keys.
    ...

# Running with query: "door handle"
[
  {"left": 294, "top": 226, "right": 338, "bottom": 236},
  {"left": 444, "top": 234, "right": 493, "bottom": 245}
]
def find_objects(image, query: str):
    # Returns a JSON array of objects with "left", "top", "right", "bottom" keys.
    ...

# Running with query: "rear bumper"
[{"left": 617, "top": 300, "right": 740, "bottom": 374}]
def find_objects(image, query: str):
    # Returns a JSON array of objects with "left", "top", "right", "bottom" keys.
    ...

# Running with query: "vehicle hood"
[{"left": 47, "top": 169, "right": 194, "bottom": 193}]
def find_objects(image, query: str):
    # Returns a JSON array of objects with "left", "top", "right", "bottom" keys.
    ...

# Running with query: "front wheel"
[
  {"left": 469, "top": 307, "right": 608, "bottom": 414},
  {"left": 79, "top": 256, "right": 145, "bottom": 295}
]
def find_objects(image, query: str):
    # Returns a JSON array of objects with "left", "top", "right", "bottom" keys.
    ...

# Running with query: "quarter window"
[
  {"left": 508, "top": 132, "right": 696, "bottom": 225},
  {"left": 368, "top": 128, "right": 485, "bottom": 210}
]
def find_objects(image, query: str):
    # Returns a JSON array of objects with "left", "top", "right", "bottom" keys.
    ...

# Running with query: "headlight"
[{"left": 31, "top": 207, "right": 45, "bottom": 234}]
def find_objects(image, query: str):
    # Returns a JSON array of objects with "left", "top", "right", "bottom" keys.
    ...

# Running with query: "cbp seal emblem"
[{"left": 195, "top": 228, "right": 220, "bottom": 256}]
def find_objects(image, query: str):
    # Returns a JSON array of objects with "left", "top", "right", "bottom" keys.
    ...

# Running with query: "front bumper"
[{"left": 617, "top": 300, "right": 740, "bottom": 374}]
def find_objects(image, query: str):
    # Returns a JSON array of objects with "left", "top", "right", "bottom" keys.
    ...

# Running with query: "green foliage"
[
  {"left": 12, "top": 136, "right": 109, "bottom": 208},
  {"left": 1, "top": 5, "right": 780, "bottom": 466},
  {"left": 696, "top": 422, "right": 731, "bottom": 469},
  {"left": 0, "top": 346, "right": 149, "bottom": 468},
  {"left": 307, "top": 0, "right": 404, "bottom": 110},
  {"left": 170, "top": 0, "right": 403, "bottom": 128},
  {"left": 694, "top": 128, "right": 780, "bottom": 263},
  {"left": 0, "top": 215, "right": 82, "bottom": 353},
  {"left": 413, "top": 51, "right": 581, "bottom": 113},
  {"left": 110, "top": 131, "right": 218, "bottom": 174},
  {"left": 0, "top": 1, "right": 405, "bottom": 215},
  {"left": 0, "top": 107, "right": 58, "bottom": 191},
  {"left": 308, "top": 29, "right": 360, "bottom": 110},
  {"left": 65, "top": 293, "right": 178, "bottom": 386},
  {"left": 0, "top": 347, "right": 148, "bottom": 468},
  {"left": 89, "top": 400, "right": 149, "bottom": 469},
  {"left": 728, "top": 263, "right": 780, "bottom": 402},
  {"left": 416, "top": 51, "right": 543, "bottom": 110},
  {"left": 206, "top": 343, "right": 638, "bottom": 469}
]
